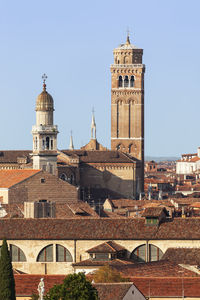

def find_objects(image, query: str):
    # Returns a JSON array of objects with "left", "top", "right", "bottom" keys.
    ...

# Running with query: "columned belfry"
[
  {"left": 32, "top": 74, "right": 58, "bottom": 175},
  {"left": 110, "top": 35, "right": 145, "bottom": 191}
]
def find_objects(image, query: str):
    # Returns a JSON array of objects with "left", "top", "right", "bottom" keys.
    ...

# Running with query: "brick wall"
[{"left": 8, "top": 171, "right": 78, "bottom": 204}]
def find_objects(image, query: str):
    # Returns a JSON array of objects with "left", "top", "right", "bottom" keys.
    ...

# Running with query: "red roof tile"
[
  {"left": 113, "top": 260, "right": 198, "bottom": 277},
  {"left": 162, "top": 248, "right": 200, "bottom": 265},
  {"left": 87, "top": 241, "right": 126, "bottom": 253},
  {"left": 73, "top": 258, "right": 134, "bottom": 267},
  {"left": 0, "top": 169, "right": 41, "bottom": 188},
  {"left": 131, "top": 277, "right": 200, "bottom": 297},
  {"left": 61, "top": 150, "right": 137, "bottom": 164},
  {"left": 2, "top": 217, "right": 200, "bottom": 240}
]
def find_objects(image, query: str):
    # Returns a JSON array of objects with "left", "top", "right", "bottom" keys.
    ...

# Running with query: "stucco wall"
[{"left": 2, "top": 238, "right": 200, "bottom": 275}]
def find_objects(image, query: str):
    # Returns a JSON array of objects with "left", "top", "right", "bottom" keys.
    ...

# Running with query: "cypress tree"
[{"left": 0, "top": 238, "right": 16, "bottom": 300}]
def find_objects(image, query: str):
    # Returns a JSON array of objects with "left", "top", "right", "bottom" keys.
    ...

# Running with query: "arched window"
[
  {"left": 51, "top": 139, "right": 53, "bottom": 150},
  {"left": 49, "top": 164, "right": 53, "bottom": 174},
  {"left": 116, "top": 144, "right": 121, "bottom": 151},
  {"left": 131, "top": 244, "right": 146, "bottom": 262},
  {"left": 60, "top": 173, "right": 67, "bottom": 181},
  {"left": 42, "top": 139, "right": 45, "bottom": 150},
  {"left": 10, "top": 245, "right": 26, "bottom": 262},
  {"left": 124, "top": 76, "right": 129, "bottom": 88},
  {"left": 130, "top": 76, "right": 135, "bottom": 87},
  {"left": 46, "top": 137, "right": 50, "bottom": 150},
  {"left": 56, "top": 245, "right": 73, "bottom": 262},
  {"left": 37, "top": 244, "right": 53, "bottom": 262},
  {"left": 118, "top": 76, "right": 123, "bottom": 88},
  {"left": 35, "top": 137, "right": 38, "bottom": 150},
  {"left": 124, "top": 56, "right": 129, "bottom": 64},
  {"left": 70, "top": 174, "right": 75, "bottom": 184},
  {"left": 130, "top": 244, "right": 163, "bottom": 263},
  {"left": 149, "top": 244, "right": 163, "bottom": 262}
]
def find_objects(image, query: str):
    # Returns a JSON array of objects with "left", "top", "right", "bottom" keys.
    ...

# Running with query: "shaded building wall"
[{"left": 79, "top": 163, "right": 137, "bottom": 198}]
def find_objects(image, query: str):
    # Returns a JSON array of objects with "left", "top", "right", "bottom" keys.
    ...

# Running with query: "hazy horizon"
[{"left": 0, "top": 0, "right": 199, "bottom": 157}]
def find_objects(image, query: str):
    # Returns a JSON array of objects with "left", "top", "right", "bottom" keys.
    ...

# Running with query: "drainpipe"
[
  {"left": 74, "top": 240, "right": 77, "bottom": 263},
  {"left": 146, "top": 240, "right": 149, "bottom": 262}
]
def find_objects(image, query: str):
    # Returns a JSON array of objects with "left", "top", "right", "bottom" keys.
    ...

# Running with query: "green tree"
[
  {"left": 0, "top": 238, "right": 16, "bottom": 300},
  {"left": 31, "top": 294, "right": 39, "bottom": 300},
  {"left": 45, "top": 273, "right": 98, "bottom": 300},
  {"left": 93, "top": 264, "right": 128, "bottom": 283}
]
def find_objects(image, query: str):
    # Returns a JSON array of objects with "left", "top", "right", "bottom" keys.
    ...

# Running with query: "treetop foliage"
[
  {"left": 0, "top": 238, "right": 16, "bottom": 300},
  {"left": 93, "top": 264, "right": 128, "bottom": 283},
  {"left": 44, "top": 272, "right": 98, "bottom": 300}
]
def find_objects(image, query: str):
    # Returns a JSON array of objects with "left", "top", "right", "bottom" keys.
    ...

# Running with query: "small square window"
[{"left": 41, "top": 178, "right": 45, "bottom": 183}]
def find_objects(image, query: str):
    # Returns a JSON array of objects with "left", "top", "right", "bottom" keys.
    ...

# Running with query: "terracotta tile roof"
[
  {"left": 73, "top": 258, "right": 134, "bottom": 267},
  {"left": 162, "top": 248, "right": 200, "bottom": 265},
  {"left": 100, "top": 210, "right": 127, "bottom": 218},
  {"left": 1, "top": 203, "right": 24, "bottom": 218},
  {"left": 3, "top": 217, "right": 200, "bottom": 240},
  {"left": 61, "top": 150, "right": 137, "bottom": 163},
  {"left": 131, "top": 277, "right": 200, "bottom": 297},
  {"left": 113, "top": 260, "right": 199, "bottom": 277},
  {"left": 110, "top": 199, "right": 142, "bottom": 208},
  {"left": 14, "top": 274, "right": 200, "bottom": 298},
  {"left": 182, "top": 153, "right": 197, "bottom": 157},
  {"left": 190, "top": 202, "right": 200, "bottom": 208},
  {"left": 0, "top": 169, "right": 41, "bottom": 188},
  {"left": 87, "top": 241, "right": 126, "bottom": 253},
  {"left": 0, "top": 150, "right": 31, "bottom": 163},
  {"left": 94, "top": 283, "right": 133, "bottom": 300},
  {"left": 15, "top": 274, "right": 133, "bottom": 299},
  {"left": 55, "top": 202, "right": 99, "bottom": 218},
  {"left": 171, "top": 198, "right": 200, "bottom": 204},
  {"left": 108, "top": 199, "right": 165, "bottom": 209},
  {"left": 142, "top": 207, "right": 167, "bottom": 217},
  {"left": 15, "top": 274, "right": 65, "bottom": 296}
]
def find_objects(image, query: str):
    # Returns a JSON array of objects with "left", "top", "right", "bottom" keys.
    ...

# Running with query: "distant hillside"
[{"left": 145, "top": 156, "right": 179, "bottom": 162}]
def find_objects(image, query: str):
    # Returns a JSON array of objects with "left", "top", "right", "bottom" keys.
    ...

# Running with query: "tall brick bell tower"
[{"left": 110, "top": 35, "right": 145, "bottom": 192}]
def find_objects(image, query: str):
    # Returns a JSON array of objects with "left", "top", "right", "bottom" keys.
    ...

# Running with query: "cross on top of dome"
[{"left": 42, "top": 73, "right": 48, "bottom": 91}]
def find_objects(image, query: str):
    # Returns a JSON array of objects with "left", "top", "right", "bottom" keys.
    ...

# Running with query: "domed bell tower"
[
  {"left": 32, "top": 74, "right": 59, "bottom": 175},
  {"left": 110, "top": 35, "right": 145, "bottom": 192}
]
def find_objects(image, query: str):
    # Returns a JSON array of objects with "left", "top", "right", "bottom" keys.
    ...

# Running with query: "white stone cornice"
[{"left": 110, "top": 64, "right": 145, "bottom": 68}]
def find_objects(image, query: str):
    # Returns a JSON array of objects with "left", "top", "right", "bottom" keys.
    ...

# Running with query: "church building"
[{"left": 0, "top": 36, "right": 144, "bottom": 200}]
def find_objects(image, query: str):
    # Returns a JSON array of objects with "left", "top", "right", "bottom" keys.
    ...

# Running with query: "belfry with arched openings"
[
  {"left": 110, "top": 35, "right": 145, "bottom": 191},
  {"left": 31, "top": 74, "right": 59, "bottom": 176}
]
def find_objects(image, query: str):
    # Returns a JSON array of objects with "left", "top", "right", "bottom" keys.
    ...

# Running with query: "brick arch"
[
  {"left": 116, "top": 143, "right": 125, "bottom": 151},
  {"left": 128, "top": 144, "right": 134, "bottom": 153},
  {"left": 127, "top": 98, "right": 136, "bottom": 104},
  {"left": 115, "top": 98, "right": 124, "bottom": 105}
]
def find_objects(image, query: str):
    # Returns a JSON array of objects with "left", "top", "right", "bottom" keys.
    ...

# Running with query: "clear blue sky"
[{"left": 0, "top": 0, "right": 200, "bottom": 157}]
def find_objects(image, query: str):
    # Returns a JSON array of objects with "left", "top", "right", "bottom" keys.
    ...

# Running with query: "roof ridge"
[
  {"left": 121, "top": 152, "right": 136, "bottom": 162},
  {"left": 106, "top": 241, "right": 116, "bottom": 252}
]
